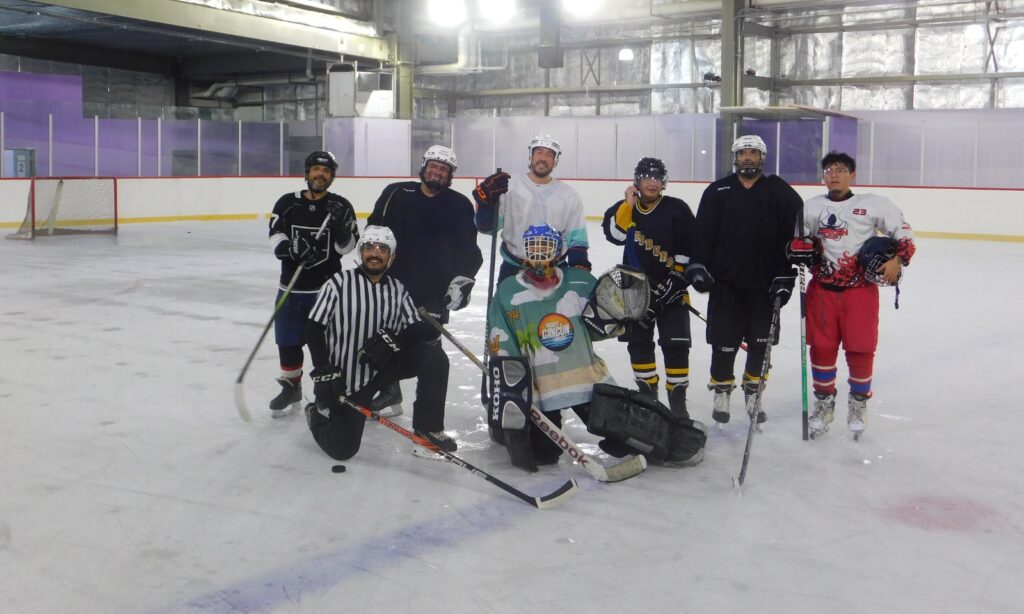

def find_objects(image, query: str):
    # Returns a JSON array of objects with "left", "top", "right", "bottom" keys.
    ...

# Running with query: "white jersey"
[
  {"left": 803, "top": 192, "right": 915, "bottom": 287},
  {"left": 499, "top": 174, "right": 588, "bottom": 262}
]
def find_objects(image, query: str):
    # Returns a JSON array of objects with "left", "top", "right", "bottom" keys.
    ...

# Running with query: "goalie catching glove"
[{"left": 581, "top": 265, "right": 650, "bottom": 338}]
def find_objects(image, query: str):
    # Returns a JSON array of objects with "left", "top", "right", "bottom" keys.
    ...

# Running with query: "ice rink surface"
[{"left": 1, "top": 219, "right": 1022, "bottom": 614}]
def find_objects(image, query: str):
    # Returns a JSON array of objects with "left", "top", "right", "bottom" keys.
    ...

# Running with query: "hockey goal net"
[{"left": 7, "top": 177, "right": 118, "bottom": 239}]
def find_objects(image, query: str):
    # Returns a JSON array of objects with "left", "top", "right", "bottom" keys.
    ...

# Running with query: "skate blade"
[
  {"left": 375, "top": 404, "right": 404, "bottom": 418},
  {"left": 411, "top": 445, "right": 446, "bottom": 461},
  {"left": 270, "top": 402, "right": 300, "bottom": 419}
]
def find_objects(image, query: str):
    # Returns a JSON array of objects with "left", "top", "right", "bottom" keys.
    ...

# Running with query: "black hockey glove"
[
  {"left": 444, "top": 276, "right": 475, "bottom": 311},
  {"left": 310, "top": 365, "right": 346, "bottom": 413},
  {"left": 474, "top": 171, "right": 511, "bottom": 205},
  {"left": 684, "top": 263, "right": 715, "bottom": 293},
  {"left": 359, "top": 328, "right": 401, "bottom": 371},
  {"left": 292, "top": 234, "right": 321, "bottom": 267},
  {"left": 325, "top": 199, "right": 355, "bottom": 247},
  {"left": 786, "top": 237, "right": 821, "bottom": 267},
  {"left": 769, "top": 274, "right": 796, "bottom": 307},
  {"left": 637, "top": 270, "right": 689, "bottom": 330}
]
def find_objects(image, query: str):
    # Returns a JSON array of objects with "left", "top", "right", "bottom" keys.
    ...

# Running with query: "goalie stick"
[
  {"left": 234, "top": 213, "right": 332, "bottom": 422},
  {"left": 342, "top": 398, "right": 578, "bottom": 510},
  {"left": 418, "top": 307, "right": 647, "bottom": 483}
]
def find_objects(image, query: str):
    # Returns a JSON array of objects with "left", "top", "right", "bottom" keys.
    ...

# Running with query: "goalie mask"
[
  {"left": 582, "top": 265, "right": 651, "bottom": 338},
  {"left": 731, "top": 135, "right": 767, "bottom": 179},
  {"left": 522, "top": 224, "right": 563, "bottom": 277},
  {"left": 858, "top": 236, "right": 901, "bottom": 286}
]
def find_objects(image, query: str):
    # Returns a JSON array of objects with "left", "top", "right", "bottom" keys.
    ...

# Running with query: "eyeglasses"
[{"left": 823, "top": 166, "right": 851, "bottom": 176}]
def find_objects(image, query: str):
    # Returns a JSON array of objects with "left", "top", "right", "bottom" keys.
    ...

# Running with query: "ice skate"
[
  {"left": 710, "top": 383, "right": 734, "bottom": 426},
  {"left": 808, "top": 392, "right": 836, "bottom": 439},
  {"left": 848, "top": 393, "right": 868, "bottom": 441},
  {"left": 269, "top": 377, "right": 302, "bottom": 418},
  {"left": 415, "top": 429, "right": 457, "bottom": 452},
  {"left": 635, "top": 379, "right": 658, "bottom": 401},
  {"left": 742, "top": 382, "right": 767, "bottom": 427},
  {"left": 369, "top": 382, "right": 403, "bottom": 418}
]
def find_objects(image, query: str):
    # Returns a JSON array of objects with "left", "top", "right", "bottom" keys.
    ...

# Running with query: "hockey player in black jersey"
[
  {"left": 687, "top": 135, "right": 802, "bottom": 425},
  {"left": 602, "top": 157, "right": 697, "bottom": 420},
  {"left": 365, "top": 145, "right": 483, "bottom": 416},
  {"left": 267, "top": 150, "right": 358, "bottom": 417}
]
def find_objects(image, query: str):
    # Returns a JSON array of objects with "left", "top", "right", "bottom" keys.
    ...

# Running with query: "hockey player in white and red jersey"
[
  {"left": 788, "top": 151, "right": 916, "bottom": 439},
  {"left": 474, "top": 134, "right": 591, "bottom": 282}
]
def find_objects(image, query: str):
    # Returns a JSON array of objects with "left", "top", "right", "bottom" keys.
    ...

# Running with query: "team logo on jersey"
[
  {"left": 817, "top": 207, "right": 849, "bottom": 241},
  {"left": 537, "top": 313, "right": 573, "bottom": 352}
]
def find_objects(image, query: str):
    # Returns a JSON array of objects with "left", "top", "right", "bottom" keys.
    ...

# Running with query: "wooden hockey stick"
[
  {"left": 234, "top": 213, "right": 332, "bottom": 422},
  {"left": 419, "top": 307, "right": 647, "bottom": 482},
  {"left": 342, "top": 398, "right": 578, "bottom": 510}
]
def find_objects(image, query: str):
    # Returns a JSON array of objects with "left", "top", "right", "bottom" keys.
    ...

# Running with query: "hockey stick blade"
[
  {"left": 418, "top": 307, "right": 646, "bottom": 483},
  {"left": 343, "top": 398, "right": 578, "bottom": 510},
  {"left": 234, "top": 381, "right": 252, "bottom": 422}
]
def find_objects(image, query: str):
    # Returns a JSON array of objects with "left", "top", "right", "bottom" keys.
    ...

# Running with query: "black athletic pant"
[
  {"left": 308, "top": 340, "right": 449, "bottom": 461},
  {"left": 706, "top": 282, "right": 778, "bottom": 384}
]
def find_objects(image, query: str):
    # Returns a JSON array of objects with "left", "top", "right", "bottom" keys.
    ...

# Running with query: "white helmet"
[
  {"left": 421, "top": 145, "right": 458, "bottom": 172},
  {"left": 357, "top": 225, "right": 397, "bottom": 271},
  {"left": 528, "top": 134, "right": 561, "bottom": 159},
  {"left": 731, "top": 134, "right": 767, "bottom": 156}
]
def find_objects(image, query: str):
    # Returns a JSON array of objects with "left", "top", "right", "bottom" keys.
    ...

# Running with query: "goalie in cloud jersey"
[
  {"left": 602, "top": 156, "right": 697, "bottom": 418},
  {"left": 267, "top": 150, "right": 358, "bottom": 417},
  {"left": 486, "top": 224, "right": 706, "bottom": 471},
  {"left": 788, "top": 151, "right": 916, "bottom": 438}
]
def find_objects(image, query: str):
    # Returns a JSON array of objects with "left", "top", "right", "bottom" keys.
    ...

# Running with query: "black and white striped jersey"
[{"left": 308, "top": 267, "right": 420, "bottom": 393}]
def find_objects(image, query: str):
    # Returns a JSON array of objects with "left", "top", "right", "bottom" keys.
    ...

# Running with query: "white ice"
[{"left": 1, "top": 220, "right": 1022, "bottom": 614}]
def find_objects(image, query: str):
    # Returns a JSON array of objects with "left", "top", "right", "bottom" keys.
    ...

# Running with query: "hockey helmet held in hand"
[
  {"left": 858, "top": 236, "right": 900, "bottom": 286},
  {"left": 634, "top": 157, "right": 668, "bottom": 186}
]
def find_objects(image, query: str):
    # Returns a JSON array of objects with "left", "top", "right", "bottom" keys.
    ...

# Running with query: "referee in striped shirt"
[{"left": 304, "top": 226, "right": 455, "bottom": 460}]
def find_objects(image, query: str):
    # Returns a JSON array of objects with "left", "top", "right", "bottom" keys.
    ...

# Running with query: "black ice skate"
[
  {"left": 369, "top": 382, "right": 403, "bottom": 418},
  {"left": 415, "top": 429, "right": 457, "bottom": 452},
  {"left": 269, "top": 377, "right": 302, "bottom": 418}
]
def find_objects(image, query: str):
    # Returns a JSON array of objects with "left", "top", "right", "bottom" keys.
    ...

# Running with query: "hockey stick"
[
  {"left": 419, "top": 307, "right": 647, "bottom": 482},
  {"left": 799, "top": 265, "right": 810, "bottom": 441},
  {"left": 341, "top": 398, "right": 578, "bottom": 510},
  {"left": 480, "top": 168, "right": 502, "bottom": 407},
  {"left": 733, "top": 296, "right": 783, "bottom": 491},
  {"left": 234, "top": 213, "right": 332, "bottom": 422}
]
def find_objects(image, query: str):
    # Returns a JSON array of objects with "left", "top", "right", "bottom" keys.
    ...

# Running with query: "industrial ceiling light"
[
  {"left": 428, "top": 0, "right": 467, "bottom": 28},
  {"left": 618, "top": 48, "right": 634, "bottom": 62},
  {"left": 563, "top": 0, "right": 603, "bottom": 18},
  {"left": 479, "top": 0, "right": 516, "bottom": 23}
]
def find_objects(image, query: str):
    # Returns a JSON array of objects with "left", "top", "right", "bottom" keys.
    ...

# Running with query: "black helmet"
[
  {"left": 304, "top": 150, "right": 338, "bottom": 176},
  {"left": 857, "top": 236, "right": 900, "bottom": 286},
  {"left": 634, "top": 157, "right": 668, "bottom": 184}
]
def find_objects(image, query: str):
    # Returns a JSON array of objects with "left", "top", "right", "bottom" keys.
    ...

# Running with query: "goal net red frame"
[{"left": 7, "top": 177, "right": 118, "bottom": 239}]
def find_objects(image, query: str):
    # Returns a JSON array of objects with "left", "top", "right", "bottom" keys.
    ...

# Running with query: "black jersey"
[
  {"left": 602, "top": 194, "right": 695, "bottom": 287},
  {"left": 691, "top": 174, "right": 802, "bottom": 290},
  {"left": 367, "top": 182, "right": 483, "bottom": 316},
  {"left": 269, "top": 190, "right": 357, "bottom": 293}
]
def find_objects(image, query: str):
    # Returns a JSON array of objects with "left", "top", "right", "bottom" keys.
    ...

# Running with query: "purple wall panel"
[
  {"left": 3, "top": 100, "right": 50, "bottom": 174},
  {"left": 140, "top": 120, "right": 159, "bottom": 176},
  {"left": 828, "top": 117, "right": 858, "bottom": 160},
  {"left": 98, "top": 119, "right": 140, "bottom": 177},
  {"left": 778, "top": 119, "right": 822, "bottom": 184},
  {"left": 161, "top": 120, "right": 198, "bottom": 177},
  {"left": 240, "top": 122, "right": 281, "bottom": 176},
  {"left": 52, "top": 105, "right": 94, "bottom": 177},
  {"left": 0, "top": 71, "right": 82, "bottom": 105},
  {"left": 199, "top": 120, "right": 238, "bottom": 176}
]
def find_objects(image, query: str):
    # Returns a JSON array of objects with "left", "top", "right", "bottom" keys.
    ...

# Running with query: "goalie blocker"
[{"left": 588, "top": 383, "right": 707, "bottom": 467}]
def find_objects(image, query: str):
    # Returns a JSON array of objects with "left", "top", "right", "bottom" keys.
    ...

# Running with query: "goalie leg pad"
[
  {"left": 588, "top": 383, "right": 671, "bottom": 461},
  {"left": 489, "top": 356, "right": 536, "bottom": 472},
  {"left": 582, "top": 265, "right": 651, "bottom": 338}
]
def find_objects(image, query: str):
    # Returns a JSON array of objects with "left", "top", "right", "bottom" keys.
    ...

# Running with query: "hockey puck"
[{"left": 331, "top": 464, "right": 346, "bottom": 473}]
